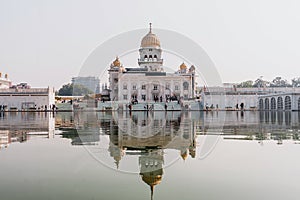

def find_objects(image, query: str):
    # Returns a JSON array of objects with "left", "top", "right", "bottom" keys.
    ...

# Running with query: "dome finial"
[{"left": 149, "top": 22, "right": 152, "bottom": 33}]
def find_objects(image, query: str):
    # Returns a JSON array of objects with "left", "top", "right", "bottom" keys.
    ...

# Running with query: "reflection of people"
[{"left": 240, "top": 102, "right": 244, "bottom": 110}]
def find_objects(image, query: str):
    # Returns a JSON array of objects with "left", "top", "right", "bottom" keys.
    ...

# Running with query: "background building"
[{"left": 72, "top": 76, "right": 100, "bottom": 94}]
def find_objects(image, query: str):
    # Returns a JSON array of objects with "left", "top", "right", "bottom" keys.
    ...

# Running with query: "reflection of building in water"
[
  {"left": 139, "top": 150, "right": 163, "bottom": 200},
  {"left": 101, "top": 111, "right": 197, "bottom": 199},
  {"left": 0, "top": 130, "right": 10, "bottom": 149},
  {"left": 212, "top": 111, "right": 300, "bottom": 145},
  {"left": 106, "top": 111, "right": 197, "bottom": 161},
  {"left": 55, "top": 111, "right": 300, "bottom": 198},
  {"left": 56, "top": 112, "right": 101, "bottom": 145},
  {"left": 0, "top": 112, "right": 55, "bottom": 150}
]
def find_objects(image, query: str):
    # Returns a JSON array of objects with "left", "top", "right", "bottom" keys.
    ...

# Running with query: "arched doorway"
[
  {"left": 284, "top": 96, "right": 291, "bottom": 110},
  {"left": 259, "top": 99, "right": 264, "bottom": 110},
  {"left": 265, "top": 98, "right": 270, "bottom": 110},
  {"left": 277, "top": 97, "right": 283, "bottom": 110},
  {"left": 271, "top": 97, "right": 276, "bottom": 110}
]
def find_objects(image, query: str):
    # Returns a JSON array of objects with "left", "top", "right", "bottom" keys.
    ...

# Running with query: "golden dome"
[
  {"left": 113, "top": 57, "right": 121, "bottom": 67},
  {"left": 180, "top": 62, "right": 187, "bottom": 70},
  {"left": 141, "top": 23, "right": 161, "bottom": 48}
]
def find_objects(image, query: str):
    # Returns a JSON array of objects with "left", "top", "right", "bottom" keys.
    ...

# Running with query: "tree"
[
  {"left": 58, "top": 83, "right": 93, "bottom": 96},
  {"left": 253, "top": 77, "right": 270, "bottom": 88},
  {"left": 237, "top": 80, "right": 253, "bottom": 88},
  {"left": 270, "top": 77, "right": 291, "bottom": 87},
  {"left": 292, "top": 77, "right": 300, "bottom": 87}
]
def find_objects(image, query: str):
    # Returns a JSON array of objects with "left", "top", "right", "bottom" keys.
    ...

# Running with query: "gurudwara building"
[{"left": 108, "top": 24, "right": 196, "bottom": 103}]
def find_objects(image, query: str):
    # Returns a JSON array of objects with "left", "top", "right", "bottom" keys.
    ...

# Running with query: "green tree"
[
  {"left": 270, "top": 77, "right": 291, "bottom": 87},
  {"left": 237, "top": 80, "right": 253, "bottom": 88},
  {"left": 58, "top": 83, "right": 93, "bottom": 96},
  {"left": 292, "top": 77, "right": 300, "bottom": 87},
  {"left": 253, "top": 77, "right": 270, "bottom": 88}
]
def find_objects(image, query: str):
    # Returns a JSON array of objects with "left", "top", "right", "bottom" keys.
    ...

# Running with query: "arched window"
[
  {"left": 259, "top": 99, "right": 264, "bottom": 110},
  {"left": 265, "top": 98, "right": 270, "bottom": 110},
  {"left": 284, "top": 96, "right": 291, "bottom": 110},
  {"left": 154, "top": 55, "right": 157, "bottom": 59},
  {"left": 277, "top": 97, "right": 283, "bottom": 110},
  {"left": 183, "top": 82, "right": 189, "bottom": 90},
  {"left": 271, "top": 97, "right": 276, "bottom": 110},
  {"left": 144, "top": 55, "right": 148, "bottom": 59},
  {"left": 149, "top": 55, "right": 152, "bottom": 59}
]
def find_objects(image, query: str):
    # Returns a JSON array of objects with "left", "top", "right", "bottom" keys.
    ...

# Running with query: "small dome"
[
  {"left": 141, "top": 23, "right": 161, "bottom": 48},
  {"left": 112, "top": 57, "right": 121, "bottom": 67},
  {"left": 180, "top": 62, "right": 187, "bottom": 70}
]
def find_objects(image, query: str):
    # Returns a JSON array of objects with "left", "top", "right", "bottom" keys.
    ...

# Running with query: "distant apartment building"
[{"left": 71, "top": 76, "right": 100, "bottom": 94}]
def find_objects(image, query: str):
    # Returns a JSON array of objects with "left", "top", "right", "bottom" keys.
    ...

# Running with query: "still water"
[{"left": 0, "top": 111, "right": 300, "bottom": 200}]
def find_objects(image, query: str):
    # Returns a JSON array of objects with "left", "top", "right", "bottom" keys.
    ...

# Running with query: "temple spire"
[{"left": 149, "top": 22, "right": 152, "bottom": 33}]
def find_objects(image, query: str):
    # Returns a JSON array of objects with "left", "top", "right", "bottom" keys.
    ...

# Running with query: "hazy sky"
[{"left": 1, "top": 0, "right": 300, "bottom": 89}]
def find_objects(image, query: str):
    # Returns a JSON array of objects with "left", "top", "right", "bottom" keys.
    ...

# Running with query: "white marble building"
[
  {"left": 0, "top": 87, "right": 55, "bottom": 111},
  {"left": 0, "top": 73, "right": 12, "bottom": 89},
  {"left": 108, "top": 24, "right": 196, "bottom": 103}
]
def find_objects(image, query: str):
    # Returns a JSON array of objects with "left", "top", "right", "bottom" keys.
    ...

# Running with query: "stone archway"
[
  {"left": 271, "top": 97, "right": 276, "bottom": 110},
  {"left": 284, "top": 96, "right": 291, "bottom": 110},
  {"left": 259, "top": 99, "right": 264, "bottom": 110},
  {"left": 277, "top": 96, "right": 283, "bottom": 110},
  {"left": 265, "top": 98, "right": 270, "bottom": 110}
]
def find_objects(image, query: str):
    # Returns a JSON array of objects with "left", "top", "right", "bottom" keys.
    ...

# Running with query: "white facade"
[
  {"left": 0, "top": 73, "right": 12, "bottom": 89},
  {"left": 0, "top": 87, "right": 55, "bottom": 111},
  {"left": 108, "top": 24, "right": 196, "bottom": 103}
]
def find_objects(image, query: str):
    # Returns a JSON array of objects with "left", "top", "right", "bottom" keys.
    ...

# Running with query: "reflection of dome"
[
  {"left": 141, "top": 23, "right": 161, "bottom": 48},
  {"left": 140, "top": 170, "right": 163, "bottom": 200},
  {"left": 112, "top": 56, "right": 121, "bottom": 67},
  {"left": 181, "top": 150, "right": 188, "bottom": 160},
  {"left": 141, "top": 174, "right": 162, "bottom": 187},
  {"left": 180, "top": 62, "right": 187, "bottom": 70}
]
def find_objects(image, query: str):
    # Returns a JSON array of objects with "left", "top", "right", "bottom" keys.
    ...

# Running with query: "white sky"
[{"left": 1, "top": 0, "right": 300, "bottom": 89}]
